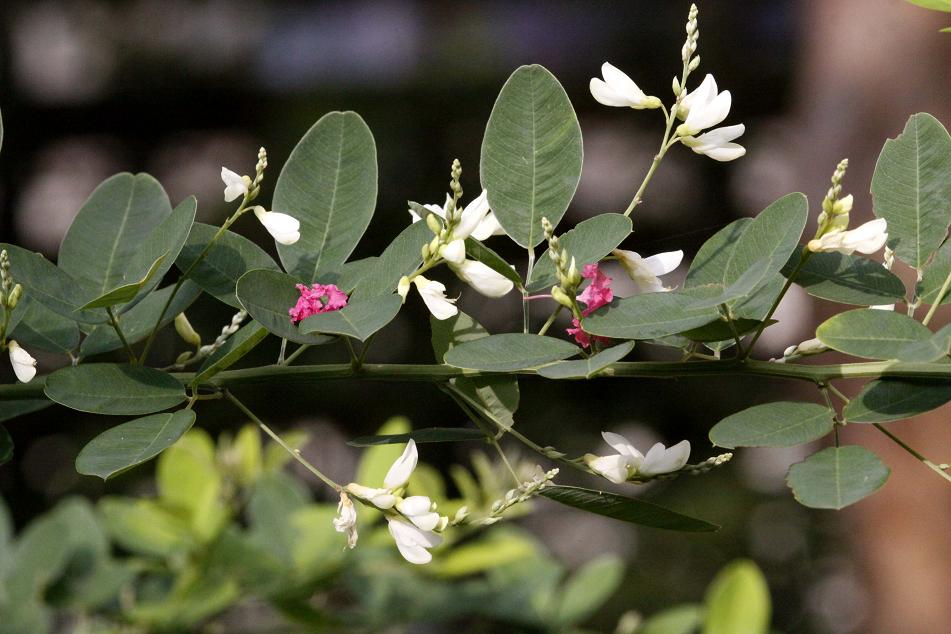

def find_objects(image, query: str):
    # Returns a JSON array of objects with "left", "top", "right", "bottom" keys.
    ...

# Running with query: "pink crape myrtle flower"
[
  {"left": 289, "top": 283, "right": 349, "bottom": 324},
  {"left": 567, "top": 264, "right": 614, "bottom": 349}
]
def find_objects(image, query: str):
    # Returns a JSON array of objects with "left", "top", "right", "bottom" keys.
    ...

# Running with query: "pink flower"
[
  {"left": 289, "top": 283, "right": 348, "bottom": 324},
  {"left": 567, "top": 264, "right": 613, "bottom": 348}
]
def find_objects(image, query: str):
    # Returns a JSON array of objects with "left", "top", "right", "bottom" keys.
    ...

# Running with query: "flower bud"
[
  {"left": 688, "top": 55, "right": 700, "bottom": 71},
  {"left": 397, "top": 276, "right": 411, "bottom": 301},
  {"left": 425, "top": 213, "right": 442, "bottom": 235},
  {"left": 421, "top": 243, "right": 431, "bottom": 260},
  {"left": 672, "top": 76, "right": 682, "bottom": 96},
  {"left": 6, "top": 284, "right": 22, "bottom": 309},
  {"left": 551, "top": 286, "right": 575, "bottom": 309},
  {"left": 174, "top": 313, "right": 202, "bottom": 348}
]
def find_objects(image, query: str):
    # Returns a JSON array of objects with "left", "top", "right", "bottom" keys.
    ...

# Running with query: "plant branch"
[
  {"left": 873, "top": 422, "right": 951, "bottom": 484},
  {"left": 742, "top": 251, "right": 812, "bottom": 358},
  {"left": 106, "top": 307, "right": 136, "bottom": 363},
  {"left": 922, "top": 268, "right": 951, "bottom": 326}
]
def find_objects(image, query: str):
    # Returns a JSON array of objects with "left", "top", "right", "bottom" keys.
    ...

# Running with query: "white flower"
[
  {"left": 387, "top": 517, "right": 443, "bottom": 565},
  {"left": 449, "top": 259, "right": 514, "bottom": 297},
  {"left": 344, "top": 483, "right": 397, "bottom": 509},
  {"left": 7, "top": 340, "right": 36, "bottom": 383},
  {"left": 396, "top": 495, "right": 441, "bottom": 531},
  {"left": 221, "top": 167, "right": 250, "bottom": 202},
  {"left": 807, "top": 218, "right": 888, "bottom": 255},
  {"left": 587, "top": 431, "right": 690, "bottom": 483},
  {"left": 680, "top": 124, "right": 746, "bottom": 162},
  {"left": 413, "top": 276, "right": 457, "bottom": 320},
  {"left": 333, "top": 492, "right": 358, "bottom": 548},
  {"left": 344, "top": 439, "right": 419, "bottom": 510},
  {"left": 676, "top": 74, "right": 733, "bottom": 136},
  {"left": 589, "top": 62, "right": 662, "bottom": 109},
  {"left": 397, "top": 275, "right": 411, "bottom": 301},
  {"left": 439, "top": 239, "right": 466, "bottom": 265},
  {"left": 252, "top": 206, "right": 301, "bottom": 245},
  {"left": 613, "top": 249, "right": 683, "bottom": 293},
  {"left": 408, "top": 190, "right": 504, "bottom": 243}
]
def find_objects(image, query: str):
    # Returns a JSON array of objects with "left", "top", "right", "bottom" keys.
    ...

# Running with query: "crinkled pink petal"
[
  {"left": 289, "top": 283, "right": 349, "bottom": 324},
  {"left": 566, "top": 317, "right": 611, "bottom": 349},
  {"left": 577, "top": 264, "right": 614, "bottom": 316}
]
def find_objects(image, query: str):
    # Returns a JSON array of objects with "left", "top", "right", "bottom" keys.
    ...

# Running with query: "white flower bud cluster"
[
  {"left": 480, "top": 467, "right": 559, "bottom": 525},
  {"left": 1, "top": 251, "right": 37, "bottom": 384},
  {"left": 682, "top": 3, "right": 699, "bottom": 66}
]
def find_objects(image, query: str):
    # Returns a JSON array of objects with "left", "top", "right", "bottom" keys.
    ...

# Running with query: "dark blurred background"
[{"left": 1, "top": 1, "right": 950, "bottom": 632}]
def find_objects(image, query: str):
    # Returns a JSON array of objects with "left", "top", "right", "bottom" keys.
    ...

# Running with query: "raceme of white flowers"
[
  {"left": 341, "top": 440, "right": 448, "bottom": 564},
  {"left": 221, "top": 165, "right": 301, "bottom": 245},
  {"left": 7, "top": 340, "right": 37, "bottom": 383},
  {"left": 614, "top": 249, "right": 684, "bottom": 293},
  {"left": 675, "top": 75, "right": 746, "bottom": 161},
  {"left": 587, "top": 432, "right": 691, "bottom": 484},
  {"left": 409, "top": 189, "right": 505, "bottom": 243},
  {"left": 807, "top": 218, "right": 889, "bottom": 256},
  {"left": 589, "top": 62, "right": 662, "bottom": 110}
]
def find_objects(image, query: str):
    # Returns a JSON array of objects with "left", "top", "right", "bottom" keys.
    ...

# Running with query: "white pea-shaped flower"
[
  {"left": 613, "top": 249, "right": 683, "bottom": 293},
  {"left": 806, "top": 218, "right": 888, "bottom": 255},
  {"left": 412, "top": 276, "right": 458, "bottom": 320},
  {"left": 221, "top": 167, "right": 250, "bottom": 202},
  {"left": 251, "top": 206, "right": 301, "bottom": 245},
  {"left": 333, "top": 492, "right": 359, "bottom": 549},
  {"left": 675, "top": 75, "right": 745, "bottom": 161},
  {"left": 7, "top": 340, "right": 37, "bottom": 383},
  {"left": 590, "top": 62, "right": 662, "bottom": 110},
  {"left": 408, "top": 189, "right": 504, "bottom": 243},
  {"left": 387, "top": 516, "right": 443, "bottom": 565},
  {"left": 449, "top": 259, "right": 514, "bottom": 298},
  {"left": 587, "top": 431, "right": 690, "bottom": 483}
]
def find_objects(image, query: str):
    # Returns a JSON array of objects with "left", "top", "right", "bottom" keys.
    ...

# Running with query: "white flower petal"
[
  {"left": 451, "top": 260, "right": 514, "bottom": 297},
  {"left": 589, "top": 454, "right": 632, "bottom": 484},
  {"left": 641, "top": 250, "right": 684, "bottom": 277},
  {"left": 601, "top": 431, "right": 643, "bottom": 461},
  {"left": 221, "top": 167, "right": 249, "bottom": 202},
  {"left": 678, "top": 74, "right": 717, "bottom": 120},
  {"left": 808, "top": 219, "right": 888, "bottom": 255},
  {"left": 384, "top": 439, "right": 418, "bottom": 489},
  {"left": 8, "top": 341, "right": 37, "bottom": 383},
  {"left": 254, "top": 207, "right": 301, "bottom": 245},
  {"left": 470, "top": 211, "right": 505, "bottom": 241},
  {"left": 387, "top": 518, "right": 443, "bottom": 564},
  {"left": 639, "top": 440, "right": 690, "bottom": 476},
  {"left": 440, "top": 239, "right": 466, "bottom": 265},
  {"left": 397, "top": 495, "right": 432, "bottom": 516},
  {"left": 590, "top": 78, "right": 633, "bottom": 107},
  {"left": 413, "top": 276, "right": 458, "bottom": 320},
  {"left": 453, "top": 190, "right": 491, "bottom": 240}
]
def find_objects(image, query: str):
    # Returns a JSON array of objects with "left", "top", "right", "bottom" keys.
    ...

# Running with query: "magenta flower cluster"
[
  {"left": 289, "top": 283, "right": 348, "bottom": 324},
  {"left": 566, "top": 264, "right": 613, "bottom": 349}
]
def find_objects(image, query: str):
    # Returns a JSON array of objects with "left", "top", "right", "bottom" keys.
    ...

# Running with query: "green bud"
[
  {"left": 175, "top": 351, "right": 193, "bottom": 365},
  {"left": 567, "top": 257, "right": 582, "bottom": 287},
  {"left": 688, "top": 55, "right": 700, "bottom": 72},
  {"left": 174, "top": 313, "right": 202, "bottom": 349},
  {"left": 421, "top": 243, "right": 431, "bottom": 260},
  {"left": 551, "top": 286, "right": 575, "bottom": 310},
  {"left": 425, "top": 213, "right": 442, "bottom": 234},
  {"left": 672, "top": 76, "right": 682, "bottom": 96},
  {"left": 6, "top": 284, "right": 22, "bottom": 309}
]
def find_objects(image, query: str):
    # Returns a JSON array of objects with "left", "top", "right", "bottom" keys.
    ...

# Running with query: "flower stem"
[
  {"left": 873, "top": 422, "right": 951, "bottom": 484},
  {"left": 742, "top": 251, "right": 812, "bottom": 359},
  {"left": 537, "top": 306, "right": 563, "bottom": 336},
  {"left": 523, "top": 247, "right": 536, "bottom": 333},
  {"left": 624, "top": 106, "right": 675, "bottom": 218},
  {"left": 224, "top": 390, "right": 341, "bottom": 491},
  {"left": 922, "top": 268, "right": 951, "bottom": 326},
  {"left": 281, "top": 344, "right": 310, "bottom": 366},
  {"left": 106, "top": 306, "right": 136, "bottom": 363}
]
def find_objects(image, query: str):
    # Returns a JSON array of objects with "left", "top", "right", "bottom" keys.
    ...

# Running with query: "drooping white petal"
[
  {"left": 396, "top": 495, "right": 432, "bottom": 516},
  {"left": 413, "top": 276, "right": 458, "bottom": 320},
  {"left": 221, "top": 167, "right": 249, "bottom": 202},
  {"left": 253, "top": 206, "right": 301, "bottom": 245},
  {"left": 588, "top": 454, "right": 633, "bottom": 484},
  {"left": 439, "top": 239, "right": 466, "bottom": 265},
  {"left": 677, "top": 74, "right": 717, "bottom": 120},
  {"left": 682, "top": 124, "right": 747, "bottom": 161},
  {"left": 614, "top": 249, "right": 682, "bottom": 293},
  {"left": 470, "top": 211, "right": 506, "bottom": 241},
  {"left": 641, "top": 250, "right": 684, "bottom": 277},
  {"left": 8, "top": 341, "right": 37, "bottom": 383},
  {"left": 807, "top": 219, "right": 888, "bottom": 255},
  {"left": 453, "top": 189, "right": 491, "bottom": 240},
  {"left": 387, "top": 518, "right": 443, "bottom": 564},
  {"left": 333, "top": 492, "right": 358, "bottom": 548},
  {"left": 450, "top": 260, "right": 514, "bottom": 297},
  {"left": 590, "top": 63, "right": 660, "bottom": 109},
  {"left": 345, "top": 483, "right": 398, "bottom": 509},
  {"left": 677, "top": 74, "right": 733, "bottom": 136},
  {"left": 384, "top": 439, "right": 418, "bottom": 489},
  {"left": 639, "top": 440, "right": 691, "bottom": 476}
]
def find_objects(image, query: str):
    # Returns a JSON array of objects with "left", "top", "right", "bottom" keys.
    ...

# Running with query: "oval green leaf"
[
  {"left": 274, "top": 111, "right": 378, "bottom": 281},
  {"left": 703, "top": 560, "right": 771, "bottom": 634},
  {"left": 75, "top": 409, "right": 196, "bottom": 479},
  {"left": 843, "top": 379, "right": 951, "bottom": 423},
  {"left": 59, "top": 173, "right": 173, "bottom": 295},
  {"left": 443, "top": 333, "right": 579, "bottom": 372},
  {"left": 540, "top": 485, "right": 719, "bottom": 532},
  {"left": 871, "top": 113, "right": 951, "bottom": 269},
  {"left": 45, "top": 364, "right": 186, "bottom": 415},
  {"left": 527, "top": 214, "right": 632, "bottom": 292},
  {"left": 299, "top": 294, "right": 402, "bottom": 342},
  {"left": 916, "top": 240, "right": 951, "bottom": 305},
  {"left": 480, "top": 64, "right": 583, "bottom": 248},
  {"left": 784, "top": 247, "right": 906, "bottom": 305},
  {"left": 11, "top": 299, "right": 80, "bottom": 355},
  {"left": 79, "top": 252, "right": 167, "bottom": 309},
  {"left": 235, "top": 269, "right": 337, "bottom": 345},
  {"left": 786, "top": 445, "right": 890, "bottom": 509},
  {"left": 537, "top": 341, "right": 634, "bottom": 379},
  {"left": 710, "top": 401, "right": 834, "bottom": 449},
  {"left": 816, "top": 308, "right": 933, "bottom": 359},
  {"left": 583, "top": 291, "right": 720, "bottom": 340}
]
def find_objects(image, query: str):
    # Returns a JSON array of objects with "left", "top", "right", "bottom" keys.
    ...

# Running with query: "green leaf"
[
  {"left": 583, "top": 291, "right": 720, "bottom": 340},
  {"left": 785, "top": 247, "right": 906, "bottom": 305},
  {"left": 348, "top": 428, "right": 487, "bottom": 446},
  {"left": 75, "top": 409, "right": 196, "bottom": 479},
  {"left": 541, "top": 486, "right": 719, "bottom": 532},
  {"left": 464, "top": 238, "right": 523, "bottom": 288},
  {"left": 98, "top": 497, "right": 194, "bottom": 557},
  {"left": 680, "top": 315, "right": 769, "bottom": 343},
  {"left": 299, "top": 294, "right": 402, "bottom": 341},
  {"left": 323, "top": 256, "right": 380, "bottom": 293},
  {"left": 904, "top": 0, "right": 951, "bottom": 11},
  {"left": 235, "top": 269, "right": 337, "bottom": 345},
  {"left": 0, "top": 424, "right": 12, "bottom": 465},
  {"left": 526, "top": 214, "right": 632, "bottom": 292},
  {"left": 786, "top": 445, "right": 890, "bottom": 509},
  {"left": 816, "top": 308, "right": 932, "bottom": 359},
  {"left": 80, "top": 281, "right": 202, "bottom": 357},
  {"left": 432, "top": 530, "right": 537, "bottom": 578},
  {"left": 916, "top": 239, "right": 951, "bottom": 305},
  {"left": 639, "top": 606, "right": 704, "bottom": 634},
  {"left": 710, "top": 401, "right": 835, "bottom": 448},
  {"left": 176, "top": 222, "right": 280, "bottom": 308},
  {"left": 556, "top": 555, "right": 624, "bottom": 626},
  {"left": 703, "top": 560, "right": 771, "bottom": 634},
  {"left": 871, "top": 113, "right": 951, "bottom": 269},
  {"left": 45, "top": 364, "right": 187, "bottom": 415},
  {"left": 480, "top": 64, "right": 583, "bottom": 248},
  {"left": 351, "top": 220, "right": 430, "bottom": 300},
  {"left": 118, "top": 195, "right": 197, "bottom": 313},
  {"left": 537, "top": 341, "right": 634, "bottom": 379},
  {"left": 443, "top": 333, "right": 579, "bottom": 371},
  {"left": 274, "top": 111, "right": 378, "bottom": 281},
  {"left": 10, "top": 299, "right": 80, "bottom": 354},
  {"left": 685, "top": 194, "right": 808, "bottom": 310},
  {"left": 156, "top": 429, "right": 227, "bottom": 540},
  {"left": 0, "top": 398, "right": 51, "bottom": 423},
  {"left": 79, "top": 252, "right": 168, "bottom": 309},
  {"left": 59, "top": 173, "right": 173, "bottom": 294},
  {"left": 192, "top": 322, "right": 269, "bottom": 385},
  {"left": 843, "top": 379, "right": 951, "bottom": 423},
  {"left": 893, "top": 322, "right": 951, "bottom": 361},
  {"left": 1, "top": 242, "right": 107, "bottom": 324}
]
